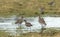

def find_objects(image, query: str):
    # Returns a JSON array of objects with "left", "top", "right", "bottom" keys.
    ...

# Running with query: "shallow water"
[{"left": 0, "top": 17, "right": 60, "bottom": 33}]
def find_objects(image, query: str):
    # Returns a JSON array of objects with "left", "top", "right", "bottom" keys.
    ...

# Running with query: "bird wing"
[
  {"left": 39, "top": 18, "right": 47, "bottom": 25},
  {"left": 25, "top": 22, "right": 32, "bottom": 27},
  {"left": 15, "top": 19, "right": 23, "bottom": 24}
]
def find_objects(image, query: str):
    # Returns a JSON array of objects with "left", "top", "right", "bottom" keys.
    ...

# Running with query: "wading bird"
[
  {"left": 15, "top": 16, "right": 24, "bottom": 25},
  {"left": 38, "top": 16, "right": 47, "bottom": 34},
  {"left": 48, "top": 0, "right": 55, "bottom": 10},
  {"left": 15, "top": 16, "right": 24, "bottom": 35},
  {"left": 48, "top": 0, "right": 55, "bottom": 7},
  {"left": 24, "top": 20, "right": 32, "bottom": 32},
  {"left": 40, "top": 6, "right": 45, "bottom": 14}
]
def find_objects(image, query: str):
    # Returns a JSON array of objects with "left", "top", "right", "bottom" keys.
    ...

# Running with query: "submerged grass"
[{"left": 0, "top": 28, "right": 60, "bottom": 37}]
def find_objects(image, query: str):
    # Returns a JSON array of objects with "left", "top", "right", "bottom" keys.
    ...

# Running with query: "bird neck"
[{"left": 24, "top": 21, "right": 27, "bottom": 23}]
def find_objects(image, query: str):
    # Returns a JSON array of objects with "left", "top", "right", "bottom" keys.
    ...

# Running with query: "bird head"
[{"left": 24, "top": 20, "right": 27, "bottom": 22}]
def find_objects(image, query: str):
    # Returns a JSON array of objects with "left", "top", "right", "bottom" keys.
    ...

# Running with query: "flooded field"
[{"left": 0, "top": 17, "right": 60, "bottom": 37}]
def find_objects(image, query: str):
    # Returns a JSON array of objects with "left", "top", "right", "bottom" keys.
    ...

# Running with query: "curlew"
[
  {"left": 24, "top": 20, "right": 32, "bottom": 33},
  {"left": 15, "top": 16, "right": 24, "bottom": 35},
  {"left": 38, "top": 16, "right": 47, "bottom": 34},
  {"left": 48, "top": 0, "right": 55, "bottom": 7},
  {"left": 15, "top": 16, "right": 24, "bottom": 25},
  {"left": 40, "top": 6, "right": 45, "bottom": 14}
]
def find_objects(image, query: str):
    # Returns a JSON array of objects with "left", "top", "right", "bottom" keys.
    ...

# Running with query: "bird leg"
[
  {"left": 19, "top": 24, "right": 22, "bottom": 35},
  {"left": 40, "top": 25, "right": 46, "bottom": 37},
  {"left": 40, "top": 28, "right": 44, "bottom": 37},
  {"left": 30, "top": 27, "right": 31, "bottom": 33},
  {"left": 27, "top": 27, "right": 29, "bottom": 33}
]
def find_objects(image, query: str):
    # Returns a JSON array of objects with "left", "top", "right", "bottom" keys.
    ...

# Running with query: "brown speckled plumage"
[
  {"left": 39, "top": 16, "right": 46, "bottom": 25},
  {"left": 15, "top": 16, "right": 24, "bottom": 24},
  {"left": 24, "top": 20, "right": 32, "bottom": 27}
]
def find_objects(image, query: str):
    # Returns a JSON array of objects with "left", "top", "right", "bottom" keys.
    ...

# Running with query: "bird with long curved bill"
[
  {"left": 15, "top": 16, "right": 24, "bottom": 35},
  {"left": 15, "top": 16, "right": 24, "bottom": 25},
  {"left": 24, "top": 20, "right": 32, "bottom": 33},
  {"left": 40, "top": 6, "right": 45, "bottom": 14},
  {"left": 48, "top": 0, "right": 55, "bottom": 7},
  {"left": 38, "top": 16, "right": 47, "bottom": 34}
]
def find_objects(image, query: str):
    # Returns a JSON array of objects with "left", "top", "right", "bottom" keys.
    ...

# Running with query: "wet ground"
[{"left": 0, "top": 17, "right": 60, "bottom": 34}]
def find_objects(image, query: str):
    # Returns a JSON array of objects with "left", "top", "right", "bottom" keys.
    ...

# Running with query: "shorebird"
[
  {"left": 15, "top": 16, "right": 24, "bottom": 35},
  {"left": 15, "top": 16, "right": 24, "bottom": 25},
  {"left": 48, "top": 0, "right": 55, "bottom": 7},
  {"left": 40, "top": 6, "right": 45, "bottom": 14},
  {"left": 38, "top": 16, "right": 47, "bottom": 34},
  {"left": 24, "top": 20, "right": 32, "bottom": 32}
]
